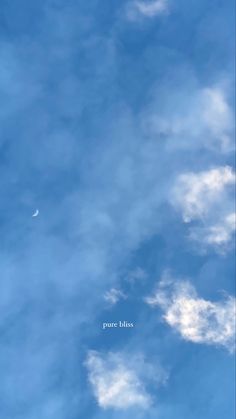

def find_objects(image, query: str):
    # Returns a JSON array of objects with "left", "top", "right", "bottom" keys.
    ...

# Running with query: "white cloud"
[
  {"left": 172, "top": 166, "right": 235, "bottom": 223},
  {"left": 142, "top": 86, "right": 234, "bottom": 152},
  {"left": 204, "top": 213, "right": 236, "bottom": 245},
  {"left": 190, "top": 212, "right": 236, "bottom": 251},
  {"left": 145, "top": 278, "right": 236, "bottom": 352},
  {"left": 85, "top": 351, "right": 151, "bottom": 409},
  {"left": 135, "top": 0, "right": 168, "bottom": 17},
  {"left": 127, "top": 0, "right": 168, "bottom": 20},
  {"left": 201, "top": 87, "right": 234, "bottom": 151},
  {"left": 104, "top": 288, "right": 127, "bottom": 305}
]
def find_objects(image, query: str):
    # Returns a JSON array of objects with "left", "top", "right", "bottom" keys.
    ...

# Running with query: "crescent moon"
[{"left": 32, "top": 209, "right": 39, "bottom": 217}]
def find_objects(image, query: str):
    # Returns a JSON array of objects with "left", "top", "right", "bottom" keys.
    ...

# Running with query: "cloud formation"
[
  {"left": 85, "top": 351, "right": 151, "bottom": 409},
  {"left": 190, "top": 212, "right": 236, "bottom": 251},
  {"left": 203, "top": 213, "right": 236, "bottom": 245},
  {"left": 145, "top": 276, "right": 236, "bottom": 352},
  {"left": 142, "top": 86, "right": 234, "bottom": 152},
  {"left": 0, "top": 0, "right": 235, "bottom": 417},
  {"left": 104, "top": 288, "right": 127, "bottom": 305},
  {"left": 172, "top": 166, "right": 235, "bottom": 223},
  {"left": 202, "top": 87, "right": 234, "bottom": 152},
  {"left": 127, "top": 0, "right": 168, "bottom": 20}
]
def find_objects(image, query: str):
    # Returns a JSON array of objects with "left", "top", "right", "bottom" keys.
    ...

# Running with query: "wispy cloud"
[
  {"left": 142, "top": 86, "right": 234, "bottom": 152},
  {"left": 145, "top": 275, "right": 236, "bottom": 352},
  {"left": 203, "top": 213, "right": 236, "bottom": 245},
  {"left": 127, "top": 0, "right": 169, "bottom": 20},
  {"left": 201, "top": 87, "right": 234, "bottom": 152},
  {"left": 104, "top": 288, "right": 127, "bottom": 305},
  {"left": 85, "top": 351, "right": 151, "bottom": 409},
  {"left": 126, "top": 267, "right": 147, "bottom": 284},
  {"left": 190, "top": 212, "right": 236, "bottom": 252}
]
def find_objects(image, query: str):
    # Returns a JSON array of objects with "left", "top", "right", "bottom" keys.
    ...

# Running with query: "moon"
[{"left": 32, "top": 209, "right": 39, "bottom": 217}]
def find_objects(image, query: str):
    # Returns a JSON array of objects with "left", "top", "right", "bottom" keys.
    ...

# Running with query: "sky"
[{"left": 0, "top": 0, "right": 235, "bottom": 418}]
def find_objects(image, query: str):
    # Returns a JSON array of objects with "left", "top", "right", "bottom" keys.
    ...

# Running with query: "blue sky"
[{"left": 0, "top": 0, "right": 235, "bottom": 418}]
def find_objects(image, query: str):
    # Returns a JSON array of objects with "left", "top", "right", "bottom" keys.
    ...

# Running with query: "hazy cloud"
[
  {"left": 142, "top": 86, "right": 234, "bottom": 152},
  {"left": 190, "top": 212, "right": 236, "bottom": 252},
  {"left": 126, "top": 267, "right": 147, "bottom": 284},
  {"left": 127, "top": 0, "right": 168, "bottom": 20},
  {"left": 85, "top": 351, "right": 151, "bottom": 409}
]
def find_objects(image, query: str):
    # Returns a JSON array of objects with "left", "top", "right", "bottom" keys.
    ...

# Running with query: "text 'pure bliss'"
[{"left": 102, "top": 321, "right": 134, "bottom": 330}]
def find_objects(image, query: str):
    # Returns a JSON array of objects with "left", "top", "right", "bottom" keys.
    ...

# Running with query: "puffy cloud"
[
  {"left": 172, "top": 166, "right": 235, "bottom": 223},
  {"left": 104, "top": 288, "right": 127, "bottom": 305},
  {"left": 145, "top": 277, "right": 236, "bottom": 352},
  {"left": 127, "top": 0, "right": 168, "bottom": 20},
  {"left": 85, "top": 351, "right": 151, "bottom": 409}
]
